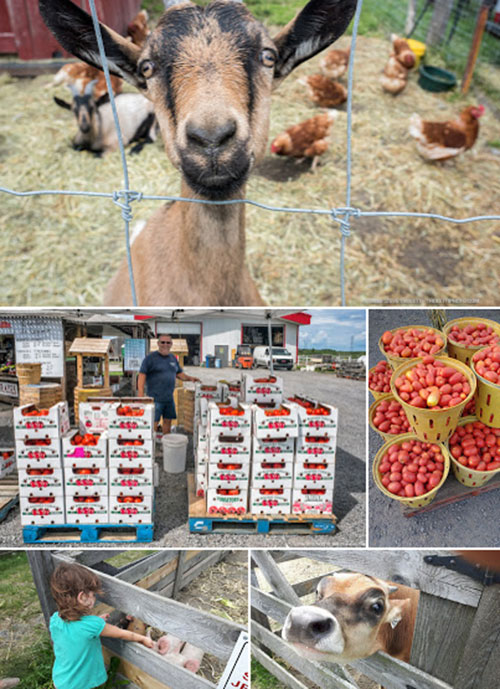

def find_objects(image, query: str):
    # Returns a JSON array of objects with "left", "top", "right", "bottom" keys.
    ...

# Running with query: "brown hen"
[
  {"left": 320, "top": 47, "right": 350, "bottom": 80},
  {"left": 409, "top": 105, "right": 485, "bottom": 161},
  {"left": 270, "top": 111, "right": 338, "bottom": 171},
  {"left": 306, "top": 74, "right": 348, "bottom": 107}
]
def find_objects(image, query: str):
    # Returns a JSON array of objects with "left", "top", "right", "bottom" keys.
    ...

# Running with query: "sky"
[{"left": 299, "top": 309, "right": 366, "bottom": 351}]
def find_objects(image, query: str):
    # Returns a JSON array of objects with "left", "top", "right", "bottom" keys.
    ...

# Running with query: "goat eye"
[
  {"left": 260, "top": 49, "right": 276, "bottom": 68},
  {"left": 371, "top": 602, "right": 384, "bottom": 614},
  {"left": 140, "top": 60, "right": 155, "bottom": 79}
]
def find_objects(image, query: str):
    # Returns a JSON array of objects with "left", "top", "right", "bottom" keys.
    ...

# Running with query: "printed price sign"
[
  {"left": 217, "top": 632, "right": 248, "bottom": 689},
  {"left": 124, "top": 339, "right": 146, "bottom": 372}
]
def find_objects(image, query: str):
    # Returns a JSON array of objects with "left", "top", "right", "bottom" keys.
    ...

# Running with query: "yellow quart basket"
[
  {"left": 368, "top": 362, "right": 393, "bottom": 400},
  {"left": 373, "top": 432, "right": 450, "bottom": 508},
  {"left": 390, "top": 356, "right": 477, "bottom": 443},
  {"left": 470, "top": 351, "right": 500, "bottom": 428},
  {"left": 448, "top": 416, "right": 500, "bottom": 487},
  {"left": 443, "top": 317, "right": 500, "bottom": 367},
  {"left": 369, "top": 393, "right": 410, "bottom": 441},
  {"left": 378, "top": 325, "right": 447, "bottom": 370}
]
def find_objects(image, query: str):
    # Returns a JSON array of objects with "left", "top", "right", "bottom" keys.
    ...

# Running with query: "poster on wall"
[
  {"left": 13, "top": 318, "right": 64, "bottom": 378},
  {"left": 124, "top": 339, "right": 146, "bottom": 372}
]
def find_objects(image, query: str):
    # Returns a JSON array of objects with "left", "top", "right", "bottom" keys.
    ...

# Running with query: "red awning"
[{"left": 281, "top": 312, "right": 311, "bottom": 325}]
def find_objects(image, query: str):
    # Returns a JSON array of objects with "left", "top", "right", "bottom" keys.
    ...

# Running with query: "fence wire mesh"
[{"left": 0, "top": 0, "right": 499, "bottom": 307}]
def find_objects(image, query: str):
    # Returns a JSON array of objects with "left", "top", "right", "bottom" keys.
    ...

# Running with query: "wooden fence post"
[{"left": 27, "top": 550, "right": 57, "bottom": 627}]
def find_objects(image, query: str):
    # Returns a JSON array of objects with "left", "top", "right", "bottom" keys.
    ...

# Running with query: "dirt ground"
[{"left": 0, "top": 549, "right": 247, "bottom": 688}]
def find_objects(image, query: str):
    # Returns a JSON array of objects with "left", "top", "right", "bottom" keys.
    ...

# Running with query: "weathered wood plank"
[
  {"left": 252, "top": 645, "right": 309, "bottom": 689},
  {"left": 173, "top": 550, "right": 188, "bottom": 600},
  {"left": 250, "top": 571, "right": 272, "bottom": 632},
  {"left": 27, "top": 551, "right": 58, "bottom": 627},
  {"left": 251, "top": 551, "right": 301, "bottom": 606},
  {"left": 102, "top": 648, "right": 173, "bottom": 689},
  {"left": 410, "top": 592, "right": 475, "bottom": 683},
  {"left": 114, "top": 551, "right": 181, "bottom": 586},
  {"left": 252, "top": 590, "right": 453, "bottom": 689},
  {"left": 102, "top": 637, "right": 216, "bottom": 689},
  {"left": 70, "top": 550, "right": 128, "bottom": 566},
  {"left": 52, "top": 553, "right": 244, "bottom": 660},
  {"left": 251, "top": 586, "right": 291, "bottom": 622},
  {"left": 251, "top": 622, "right": 359, "bottom": 689},
  {"left": 454, "top": 584, "right": 500, "bottom": 689},
  {"left": 156, "top": 552, "right": 224, "bottom": 598},
  {"left": 288, "top": 551, "right": 482, "bottom": 607}
]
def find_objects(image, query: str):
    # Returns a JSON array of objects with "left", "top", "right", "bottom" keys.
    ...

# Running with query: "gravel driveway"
[
  {"left": 0, "top": 366, "right": 366, "bottom": 548},
  {"left": 369, "top": 308, "right": 500, "bottom": 547}
]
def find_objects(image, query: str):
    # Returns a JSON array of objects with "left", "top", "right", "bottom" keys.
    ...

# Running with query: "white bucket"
[{"left": 162, "top": 433, "right": 188, "bottom": 473}]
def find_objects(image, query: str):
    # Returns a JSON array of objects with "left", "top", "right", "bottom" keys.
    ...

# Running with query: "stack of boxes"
[
  {"left": 0, "top": 448, "right": 15, "bottom": 479},
  {"left": 15, "top": 402, "right": 70, "bottom": 526},
  {"left": 289, "top": 396, "right": 338, "bottom": 515},
  {"left": 194, "top": 382, "right": 227, "bottom": 500}
]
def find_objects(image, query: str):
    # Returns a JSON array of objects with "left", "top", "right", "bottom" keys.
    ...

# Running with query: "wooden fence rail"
[
  {"left": 28, "top": 549, "right": 247, "bottom": 689},
  {"left": 251, "top": 550, "right": 500, "bottom": 689}
]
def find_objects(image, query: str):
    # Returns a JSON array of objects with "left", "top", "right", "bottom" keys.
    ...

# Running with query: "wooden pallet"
[
  {"left": 22, "top": 522, "right": 154, "bottom": 544},
  {"left": 401, "top": 473, "right": 500, "bottom": 517},
  {"left": 0, "top": 471, "right": 19, "bottom": 522},
  {"left": 187, "top": 474, "right": 337, "bottom": 535}
]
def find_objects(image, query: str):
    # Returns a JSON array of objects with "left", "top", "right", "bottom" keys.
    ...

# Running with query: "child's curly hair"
[{"left": 50, "top": 562, "right": 103, "bottom": 621}]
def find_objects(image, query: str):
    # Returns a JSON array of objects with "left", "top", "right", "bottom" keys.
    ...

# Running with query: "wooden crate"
[
  {"left": 174, "top": 388, "right": 195, "bottom": 433},
  {"left": 19, "top": 383, "right": 62, "bottom": 408}
]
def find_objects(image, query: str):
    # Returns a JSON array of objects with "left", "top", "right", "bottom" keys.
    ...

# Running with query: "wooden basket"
[
  {"left": 448, "top": 416, "right": 500, "bottom": 487},
  {"left": 443, "top": 317, "right": 500, "bottom": 367},
  {"left": 372, "top": 433, "right": 450, "bottom": 508},
  {"left": 16, "top": 363, "right": 42, "bottom": 385},
  {"left": 471, "top": 355, "right": 500, "bottom": 429},
  {"left": 378, "top": 325, "right": 447, "bottom": 370},
  {"left": 390, "top": 357, "right": 476, "bottom": 443}
]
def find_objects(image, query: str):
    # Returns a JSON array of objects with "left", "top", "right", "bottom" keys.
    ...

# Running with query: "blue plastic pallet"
[
  {"left": 22, "top": 522, "right": 154, "bottom": 544},
  {"left": 189, "top": 515, "right": 336, "bottom": 534}
]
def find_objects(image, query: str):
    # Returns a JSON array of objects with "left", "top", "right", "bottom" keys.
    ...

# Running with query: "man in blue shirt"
[{"left": 137, "top": 335, "right": 200, "bottom": 436}]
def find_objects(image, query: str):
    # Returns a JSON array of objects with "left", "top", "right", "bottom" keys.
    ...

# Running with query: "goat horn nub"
[
  {"left": 84, "top": 79, "right": 98, "bottom": 96},
  {"left": 68, "top": 82, "right": 80, "bottom": 97}
]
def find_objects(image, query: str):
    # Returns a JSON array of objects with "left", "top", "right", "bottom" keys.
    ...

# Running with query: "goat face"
[
  {"left": 282, "top": 572, "right": 407, "bottom": 663},
  {"left": 39, "top": 0, "right": 357, "bottom": 199}
]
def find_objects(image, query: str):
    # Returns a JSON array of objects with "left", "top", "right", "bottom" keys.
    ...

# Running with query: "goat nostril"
[
  {"left": 309, "top": 618, "right": 334, "bottom": 637},
  {"left": 186, "top": 121, "right": 237, "bottom": 150}
]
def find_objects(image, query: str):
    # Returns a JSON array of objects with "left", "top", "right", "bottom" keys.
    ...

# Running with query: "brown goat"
[{"left": 39, "top": 0, "right": 357, "bottom": 306}]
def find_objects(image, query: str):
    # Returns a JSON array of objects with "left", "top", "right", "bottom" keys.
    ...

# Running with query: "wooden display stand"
[{"left": 69, "top": 338, "right": 112, "bottom": 423}]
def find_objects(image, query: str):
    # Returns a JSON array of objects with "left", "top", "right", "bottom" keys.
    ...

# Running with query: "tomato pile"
[
  {"left": 462, "top": 397, "right": 476, "bottom": 417},
  {"left": 217, "top": 405, "right": 245, "bottom": 416},
  {"left": 21, "top": 407, "right": 49, "bottom": 416},
  {"left": 2, "top": 451, "right": 13, "bottom": 460},
  {"left": 472, "top": 344, "right": 500, "bottom": 385},
  {"left": 394, "top": 356, "right": 470, "bottom": 409},
  {"left": 117, "top": 439, "right": 144, "bottom": 446},
  {"left": 372, "top": 398, "right": 410, "bottom": 435},
  {"left": 25, "top": 438, "right": 52, "bottom": 446},
  {"left": 381, "top": 328, "right": 445, "bottom": 358},
  {"left": 288, "top": 396, "right": 330, "bottom": 415},
  {"left": 369, "top": 361, "right": 392, "bottom": 394},
  {"left": 117, "top": 468, "right": 144, "bottom": 475},
  {"left": 26, "top": 468, "right": 53, "bottom": 475},
  {"left": 449, "top": 421, "right": 500, "bottom": 471},
  {"left": 117, "top": 406, "right": 145, "bottom": 416},
  {"left": 71, "top": 433, "right": 100, "bottom": 446},
  {"left": 264, "top": 407, "right": 290, "bottom": 417},
  {"left": 378, "top": 439, "right": 445, "bottom": 498},
  {"left": 447, "top": 323, "right": 499, "bottom": 348},
  {"left": 117, "top": 495, "right": 144, "bottom": 503},
  {"left": 255, "top": 377, "right": 277, "bottom": 383}
]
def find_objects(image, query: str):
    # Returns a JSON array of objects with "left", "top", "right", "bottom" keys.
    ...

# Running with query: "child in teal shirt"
[{"left": 49, "top": 562, "right": 154, "bottom": 689}]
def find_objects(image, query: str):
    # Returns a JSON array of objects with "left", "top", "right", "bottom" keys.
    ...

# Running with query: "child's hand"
[
  {"left": 100, "top": 613, "right": 110, "bottom": 621},
  {"left": 140, "top": 635, "right": 155, "bottom": 649}
]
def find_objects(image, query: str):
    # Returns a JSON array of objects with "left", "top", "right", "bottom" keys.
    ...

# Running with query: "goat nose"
[{"left": 186, "top": 120, "right": 237, "bottom": 150}]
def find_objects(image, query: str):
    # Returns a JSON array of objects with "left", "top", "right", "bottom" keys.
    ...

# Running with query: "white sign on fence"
[
  {"left": 217, "top": 632, "right": 249, "bottom": 689},
  {"left": 15, "top": 339, "right": 64, "bottom": 378}
]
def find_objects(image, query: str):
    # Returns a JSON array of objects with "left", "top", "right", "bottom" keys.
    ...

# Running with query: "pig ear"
[
  {"left": 386, "top": 599, "right": 406, "bottom": 629},
  {"left": 39, "top": 0, "right": 143, "bottom": 88},
  {"left": 272, "top": 0, "right": 357, "bottom": 83}
]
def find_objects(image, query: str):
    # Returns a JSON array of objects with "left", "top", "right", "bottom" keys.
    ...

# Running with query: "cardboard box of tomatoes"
[
  {"left": 288, "top": 397, "right": 339, "bottom": 436},
  {"left": 64, "top": 464, "right": 109, "bottom": 496},
  {"left": 250, "top": 487, "right": 292, "bottom": 514},
  {"left": 251, "top": 464, "right": 294, "bottom": 489},
  {"left": 208, "top": 434, "right": 252, "bottom": 463},
  {"left": 293, "top": 463, "right": 336, "bottom": 488},
  {"left": 16, "top": 437, "right": 62, "bottom": 465},
  {"left": 108, "top": 437, "right": 154, "bottom": 463},
  {"left": 295, "top": 435, "right": 337, "bottom": 462},
  {"left": 14, "top": 402, "right": 70, "bottom": 439},
  {"left": 208, "top": 462, "right": 251, "bottom": 489},
  {"left": 195, "top": 382, "right": 228, "bottom": 401},
  {"left": 0, "top": 449, "right": 15, "bottom": 479},
  {"left": 253, "top": 403, "right": 299, "bottom": 440},
  {"left": 66, "top": 493, "right": 109, "bottom": 523},
  {"left": 252, "top": 437, "right": 295, "bottom": 464},
  {"left": 206, "top": 487, "right": 248, "bottom": 514},
  {"left": 20, "top": 495, "right": 66, "bottom": 525},
  {"left": 62, "top": 431, "right": 108, "bottom": 464},
  {"left": 18, "top": 468, "right": 64, "bottom": 495},
  {"left": 208, "top": 401, "right": 252, "bottom": 439},
  {"left": 291, "top": 486, "right": 334, "bottom": 515},
  {"left": 107, "top": 399, "right": 155, "bottom": 436},
  {"left": 109, "top": 468, "right": 154, "bottom": 495},
  {"left": 109, "top": 494, "right": 153, "bottom": 523},
  {"left": 79, "top": 399, "right": 116, "bottom": 433},
  {"left": 242, "top": 374, "right": 283, "bottom": 404}
]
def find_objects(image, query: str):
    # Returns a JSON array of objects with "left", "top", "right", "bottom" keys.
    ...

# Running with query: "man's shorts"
[{"left": 154, "top": 399, "right": 177, "bottom": 423}]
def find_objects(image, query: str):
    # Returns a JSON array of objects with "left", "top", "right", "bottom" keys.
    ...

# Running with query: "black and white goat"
[{"left": 54, "top": 80, "right": 157, "bottom": 155}]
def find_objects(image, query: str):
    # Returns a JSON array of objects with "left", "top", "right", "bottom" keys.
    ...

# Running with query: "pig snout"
[{"left": 282, "top": 606, "right": 345, "bottom": 655}]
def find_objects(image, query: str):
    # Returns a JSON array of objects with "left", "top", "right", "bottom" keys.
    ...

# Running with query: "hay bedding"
[{"left": 0, "top": 34, "right": 499, "bottom": 306}]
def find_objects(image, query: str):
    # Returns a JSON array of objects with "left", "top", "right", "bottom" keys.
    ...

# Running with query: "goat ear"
[
  {"left": 39, "top": 0, "right": 143, "bottom": 88},
  {"left": 386, "top": 599, "right": 407, "bottom": 630},
  {"left": 95, "top": 93, "right": 111, "bottom": 108},
  {"left": 53, "top": 96, "right": 72, "bottom": 110},
  {"left": 272, "top": 0, "right": 357, "bottom": 83}
]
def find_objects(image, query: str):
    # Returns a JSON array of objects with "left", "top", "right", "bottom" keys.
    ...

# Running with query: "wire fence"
[{"left": 1, "top": 0, "right": 499, "bottom": 307}]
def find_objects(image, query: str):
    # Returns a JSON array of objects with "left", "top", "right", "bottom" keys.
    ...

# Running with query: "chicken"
[
  {"left": 305, "top": 74, "right": 347, "bottom": 108},
  {"left": 270, "top": 111, "right": 338, "bottom": 171},
  {"left": 51, "top": 63, "right": 123, "bottom": 99},
  {"left": 391, "top": 34, "right": 416, "bottom": 69},
  {"left": 408, "top": 105, "right": 485, "bottom": 161},
  {"left": 320, "top": 47, "right": 350, "bottom": 80},
  {"left": 380, "top": 55, "right": 409, "bottom": 95},
  {"left": 127, "top": 9, "right": 150, "bottom": 48}
]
